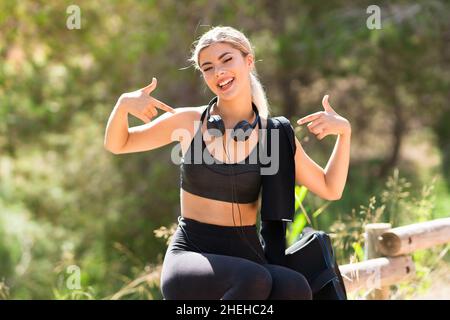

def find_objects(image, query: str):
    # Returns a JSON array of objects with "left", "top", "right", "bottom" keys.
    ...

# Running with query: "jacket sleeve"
[{"left": 259, "top": 220, "right": 288, "bottom": 266}]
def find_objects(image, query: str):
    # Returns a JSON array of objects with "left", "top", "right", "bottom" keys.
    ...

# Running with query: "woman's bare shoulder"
[
  {"left": 173, "top": 105, "right": 208, "bottom": 133},
  {"left": 177, "top": 105, "right": 207, "bottom": 121}
]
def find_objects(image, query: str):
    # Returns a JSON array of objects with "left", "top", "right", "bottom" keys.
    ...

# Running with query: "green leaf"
[
  {"left": 352, "top": 242, "right": 364, "bottom": 262},
  {"left": 287, "top": 213, "right": 307, "bottom": 246},
  {"left": 294, "top": 185, "right": 308, "bottom": 212},
  {"left": 312, "top": 202, "right": 331, "bottom": 218}
]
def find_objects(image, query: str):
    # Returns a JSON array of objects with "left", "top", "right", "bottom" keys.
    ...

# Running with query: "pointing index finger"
[
  {"left": 297, "top": 111, "right": 322, "bottom": 125},
  {"left": 153, "top": 97, "right": 176, "bottom": 114}
]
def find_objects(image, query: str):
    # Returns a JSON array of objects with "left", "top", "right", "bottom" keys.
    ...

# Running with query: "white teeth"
[{"left": 219, "top": 78, "right": 233, "bottom": 87}]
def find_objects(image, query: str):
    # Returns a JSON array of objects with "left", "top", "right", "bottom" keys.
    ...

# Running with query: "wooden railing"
[{"left": 337, "top": 217, "right": 450, "bottom": 299}]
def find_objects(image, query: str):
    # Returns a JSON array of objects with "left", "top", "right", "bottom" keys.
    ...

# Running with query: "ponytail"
[{"left": 250, "top": 71, "right": 270, "bottom": 118}]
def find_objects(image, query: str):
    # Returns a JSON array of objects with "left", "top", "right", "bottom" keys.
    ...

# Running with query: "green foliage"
[{"left": 0, "top": 0, "right": 449, "bottom": 299}]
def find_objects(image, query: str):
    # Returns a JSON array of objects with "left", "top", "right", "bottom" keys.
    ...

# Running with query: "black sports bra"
[{"left": 180, "top": 106, "right": 262, "bottom": 203}]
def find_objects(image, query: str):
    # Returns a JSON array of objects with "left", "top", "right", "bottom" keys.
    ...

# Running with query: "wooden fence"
[{"left": 338, "top": 217, "right": 450, "bottom": 299}]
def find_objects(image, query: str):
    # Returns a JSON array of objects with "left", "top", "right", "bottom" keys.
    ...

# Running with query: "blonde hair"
[{"left": 187, "top": 26, "right": 270, "bottom": 118}]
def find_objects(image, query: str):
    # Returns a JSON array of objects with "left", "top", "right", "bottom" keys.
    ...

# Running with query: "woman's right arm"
[{"left": 104, "top": 78, "right": 193, "bottom": 154}]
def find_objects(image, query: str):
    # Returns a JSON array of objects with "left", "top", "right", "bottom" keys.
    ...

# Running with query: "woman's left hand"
[{"left": 296, "top": 95, "right": 351, "bottom": 140}]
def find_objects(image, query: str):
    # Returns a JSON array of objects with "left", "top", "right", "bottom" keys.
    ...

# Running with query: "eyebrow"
[{"left": 200, "top": 52, "right": 233, "bottom": 68}]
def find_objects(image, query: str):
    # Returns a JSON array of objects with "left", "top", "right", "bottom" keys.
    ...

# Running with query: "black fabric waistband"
[{"left": 177, "top": 216, "right": 258, "bottom": 238}]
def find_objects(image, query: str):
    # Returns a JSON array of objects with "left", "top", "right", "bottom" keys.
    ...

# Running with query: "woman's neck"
[{"left": 214, "top": 93, "right": 255, "bottom": 128}]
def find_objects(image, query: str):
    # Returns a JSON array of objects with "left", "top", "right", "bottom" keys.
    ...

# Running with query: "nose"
[{"left": 215, "top": 66, "right": 226, "bottom": 78}]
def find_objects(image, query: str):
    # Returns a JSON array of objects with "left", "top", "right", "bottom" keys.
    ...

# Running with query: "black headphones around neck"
[{"left": 206, "top": 96, "right": 260, "bottom": 142}]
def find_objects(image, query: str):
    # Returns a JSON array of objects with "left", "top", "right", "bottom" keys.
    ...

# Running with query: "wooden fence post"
[
  {"left": 379, "top": 218, "right": 450, "bottom": 256},
  {"left": 339, "top": 256, "right": 415, "bottom": 293},
  {"left": 365, "top": 223, "right": 392, "bottom": 300}
]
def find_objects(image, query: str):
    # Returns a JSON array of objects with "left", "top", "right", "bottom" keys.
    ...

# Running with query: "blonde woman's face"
[{"left": 198, "top": 42, "right": 254, "bottom": 99}]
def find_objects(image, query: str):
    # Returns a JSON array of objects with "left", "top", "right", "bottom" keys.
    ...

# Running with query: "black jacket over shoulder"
[{"left": 259, "top": 116, "right": 297, "bottom": 266}]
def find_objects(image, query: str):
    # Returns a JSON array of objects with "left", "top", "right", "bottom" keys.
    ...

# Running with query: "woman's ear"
[{"left": 247, "top": 54, "right": 255, "bottom": 71}]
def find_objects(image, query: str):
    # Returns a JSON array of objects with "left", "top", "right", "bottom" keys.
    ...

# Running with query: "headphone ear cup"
[
  {"left": 232, "top": 120, "right": 253, "bottom": 141},
  {"left": 207, "top": 115, "right": 225, "bottom": 137}
]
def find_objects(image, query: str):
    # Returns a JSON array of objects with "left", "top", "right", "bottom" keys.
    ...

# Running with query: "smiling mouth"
[{"left": 217, "top": 77, "right": 235, "bottom": 91}]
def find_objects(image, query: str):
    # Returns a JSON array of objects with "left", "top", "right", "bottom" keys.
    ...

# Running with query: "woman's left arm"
[{"left": 294, "top": 95, "right": 351, "bottom": 200}]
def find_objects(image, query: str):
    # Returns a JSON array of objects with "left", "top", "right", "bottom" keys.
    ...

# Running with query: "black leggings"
[{"left": 160, "top": 216, "right": 312, "bottom": 300}]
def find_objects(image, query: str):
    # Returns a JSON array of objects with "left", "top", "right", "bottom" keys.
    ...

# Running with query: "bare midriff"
[{"left": 181, "top": 189, "right": 259, "bottom": 226}]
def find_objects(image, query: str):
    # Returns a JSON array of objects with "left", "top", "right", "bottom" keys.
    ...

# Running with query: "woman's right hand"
[{"left": 118, "top": 77, "right": 175, "bottom": 123}]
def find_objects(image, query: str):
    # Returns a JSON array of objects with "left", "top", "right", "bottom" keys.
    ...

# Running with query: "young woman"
[{"left": 104, "top": 26, "right": 351, "bottom": 300}]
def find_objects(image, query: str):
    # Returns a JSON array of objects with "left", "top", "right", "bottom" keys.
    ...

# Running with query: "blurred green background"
[{"left": 0, "top": 0, "right": 449, "bottom": 299}]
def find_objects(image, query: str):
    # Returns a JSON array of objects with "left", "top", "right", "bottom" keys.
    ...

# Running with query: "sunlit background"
[{"left": 0, "top": 0, "right": 449, "bottom": 299}]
